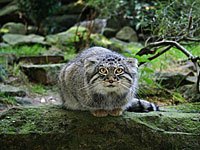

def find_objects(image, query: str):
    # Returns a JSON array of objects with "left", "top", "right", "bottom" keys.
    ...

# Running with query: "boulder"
[
  {"left": 0, "top": 84, "right": 26, "bottom": 97},
  {"left": 20, "top": 63, "right": 64, "bottom": 85},
  {"left": 103, "top": 15, "right": 129, "bottom": 38},
  {"left": 116, "top": 26, "right": 138, "bottom": 42},
  {"left": 178, "top": 84, "right": 200, "bottom": 102},
  {"left": 46, "top": 26, "right": 88, "bottom": 45},
  {"left": 90, "top": 34, "right": 112, "bottom": 47},
  {"left": 14, "top": 97, "right": 33, "bottom": 106},
  {"left": 0, "top": 103, "right": 199, "bottom": 149},
  {"left": 1, "top": 22, "right": 26, "bottom": 34},
  {"left": 2, "top": 34, "right": 47, "bottom": 46},
  {"left": 155, "top": 72, "right": 194, "bottom": 89}
]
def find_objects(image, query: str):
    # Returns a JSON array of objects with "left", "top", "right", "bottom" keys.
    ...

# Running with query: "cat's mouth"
[{"left": 107, "top": 84, "right": 115, "bottom": 87}]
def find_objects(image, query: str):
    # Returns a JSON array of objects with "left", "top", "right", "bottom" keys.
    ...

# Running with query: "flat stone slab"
[
  {"left": 2, "top": 34, "right": 47, "bottom": 46},
  {"left": 20, "top": 63, "right": 64, "bottom": 85},
  {"left": 0, "top": 103, "right": 199, "bottom": 149},
  {"left": 0, "top": 84, "right": 26, "bottom": 97}
]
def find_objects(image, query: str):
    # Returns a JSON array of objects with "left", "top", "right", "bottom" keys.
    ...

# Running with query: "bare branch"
[{"left": 137, "top": 39, "right": 200, "bottom": 93}]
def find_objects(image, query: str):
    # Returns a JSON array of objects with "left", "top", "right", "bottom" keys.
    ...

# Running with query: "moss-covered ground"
[{"left": 0, "top": 103, "right": 199, "bottom": 150}]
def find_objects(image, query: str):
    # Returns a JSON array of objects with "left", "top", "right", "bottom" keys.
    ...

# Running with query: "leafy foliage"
[{"left": 150, "top": 0, "right": 200, "bottom": 38}]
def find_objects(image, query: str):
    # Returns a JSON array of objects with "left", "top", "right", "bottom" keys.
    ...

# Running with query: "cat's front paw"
[
  {"left": 91, "top": 109, "right": 108, "bottom": 117},
  {"left": 109, "top": 108, "right": 123, "bottom": 116}
]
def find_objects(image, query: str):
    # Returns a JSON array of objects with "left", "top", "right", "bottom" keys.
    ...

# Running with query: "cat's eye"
[
  {"left": 115, "top": 67, "right": 124, "bottom": 75},
  {"left": 99, "top": 67, "right": 108, "bottom": 75}
]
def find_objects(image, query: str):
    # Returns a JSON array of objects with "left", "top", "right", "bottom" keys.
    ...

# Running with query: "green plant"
[
  {"left": 0, "top": 44, "right": 47, "bottom": 56},
  {"left": 0, "top": 93, "right": 17, "bottom": 105},
  {"left": 150, "top": 0, "right": 200, "bottom": 38},
  {"left": 30, "top": 84, "right": 47, "bottom": 94}
]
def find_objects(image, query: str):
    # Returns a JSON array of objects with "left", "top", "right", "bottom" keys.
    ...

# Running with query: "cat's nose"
[
  {"left": 108, "top": 80, "right": 114, "bottom": 83},
  {"left": 106, "top": 76, "right": 117, "bottom": 83}
]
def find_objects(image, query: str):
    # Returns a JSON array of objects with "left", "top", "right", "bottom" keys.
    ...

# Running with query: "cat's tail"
[{"left": 126, "top": 99, "right": 159, "bottom": 112}]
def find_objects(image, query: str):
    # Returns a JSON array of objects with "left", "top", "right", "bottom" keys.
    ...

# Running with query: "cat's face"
[{"left": 84, "top": 54, "right": 138, "bottom": 95}]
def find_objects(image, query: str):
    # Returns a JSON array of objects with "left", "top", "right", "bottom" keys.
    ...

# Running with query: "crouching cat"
[{"left": 59, "top": 47, "right": 158, "bottom": 117}]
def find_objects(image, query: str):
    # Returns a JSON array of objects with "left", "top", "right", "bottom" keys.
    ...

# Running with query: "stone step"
[{"left": 20, "top": 63, "right": 64, "bottom": 85}]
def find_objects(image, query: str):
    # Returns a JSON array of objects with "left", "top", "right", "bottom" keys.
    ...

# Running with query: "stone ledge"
[{"left": 0, "top": 105, "right": 200, "bottom": 150}]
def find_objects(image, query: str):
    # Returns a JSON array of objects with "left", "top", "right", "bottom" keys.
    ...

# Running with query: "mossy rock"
[
  {"left": 0, "top": 102, "right": 200, "bottom": 150},
  {"left": 46, "top": 26, "right": 89, "bottom": 45},
  {"left": 0, "top": 103, "right": 200, "bottom": 150}
]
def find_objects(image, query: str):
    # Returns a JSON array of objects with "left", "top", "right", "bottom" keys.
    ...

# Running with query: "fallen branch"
[{"left": 136, "top": 40, "right": 200, "bottom": 93}]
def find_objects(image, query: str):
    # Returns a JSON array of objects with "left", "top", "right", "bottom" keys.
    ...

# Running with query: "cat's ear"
[
  {"left": 84, "top": 57, "right": 99, "bottom": 69},
  {"left": 126, "top": 58, "right": 138, "bottom": 68}
]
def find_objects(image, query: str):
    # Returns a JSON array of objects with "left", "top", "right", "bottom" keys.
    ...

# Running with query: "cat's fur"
[{"left": 59, "top": 47, "right": 157, "bottom": 117}]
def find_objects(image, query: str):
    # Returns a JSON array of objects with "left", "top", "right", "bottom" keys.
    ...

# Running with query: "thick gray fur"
[{"left": 59, "top": 46, "right": 157, "bottom": 112}]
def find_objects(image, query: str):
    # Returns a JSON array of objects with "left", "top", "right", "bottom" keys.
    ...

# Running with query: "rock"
[
  {"left": 178, "top": 84, "right": 200, "bottom": 102},
  {"left": 0, "top": 42, "right": 9, "bottom": 47},
  {"left": 17, "top": 55, "right": 64, "bottom": 64},
  {"left": 2, "top": 34, "right": 47, "bottom": 46},
  {"left": 14, "top": 97, "right": 33, "bottom": 106},
  {"left": 0, "top": 84, "right": 26, "bottom": 97},
  {"left": 20, "top": 63, "right": 64, "bottom": 85},
  {"left": 155, "top": 72, "right": 194, "bottom": 89},
  {"left": 90, "top": 34, "right": 112, "bottom": 47},
  {"left": 103, "top": 15, "right": 129, "bottom": 38},
  {"left": 46, "top": 26, "right": 88, "bottom": 45},
  {"left": 46, "top": 26, "right": 90, "bottom": 51},
  {"left": 116, "top": 26, "right": 138, "bottom": 42},
  {"left": 1, "top": 22, "right": 26, "bottom": 34},
  {"left": 0, "top": 104, "right": 199, "bottom": 149}
]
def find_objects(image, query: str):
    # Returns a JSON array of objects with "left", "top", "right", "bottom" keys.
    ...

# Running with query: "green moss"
[
  {"left": 161, "top": 102, "right": 200, "bottom": 113},
  {"left": 0, "top": 44, "right": 47, "bottom": 57},
  {"left": 90, "top": 34, "right": 112, "bottom": 47},
  {"left": 0, "top": 105, "right": 199, "bottom": 149}
]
